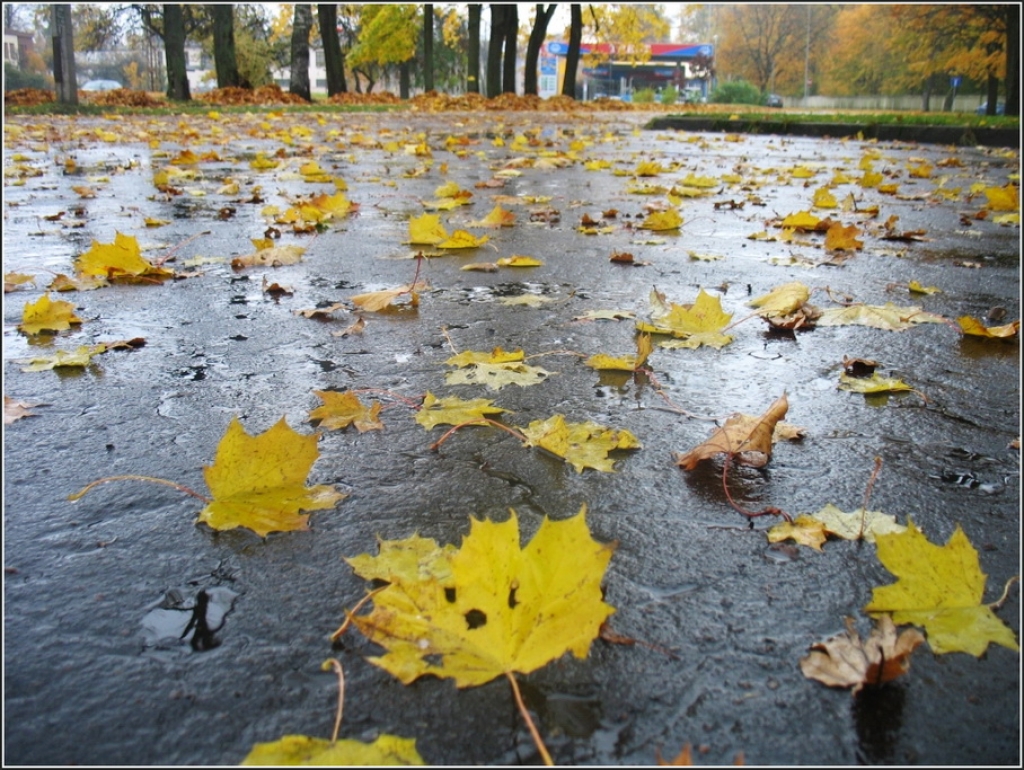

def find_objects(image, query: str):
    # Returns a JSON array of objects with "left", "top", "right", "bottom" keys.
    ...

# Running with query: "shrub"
[
  {"left": 632, "top": 87, "right": 656, "bottom": 104},
  {"left": 710, "top": 79, "right": 762, "bottom": 106},
  {"left": 4, "top": 63, "right": 51, "bottom": 92},
  {"left": 659, "top": 86, "right": 678, "bottom": 106}
]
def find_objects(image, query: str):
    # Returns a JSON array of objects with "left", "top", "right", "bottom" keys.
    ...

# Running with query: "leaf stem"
[
  {"left": 67, "top": 474, "right": 209, "bottom": 503},
  {"left": 505, "top": 672, "right": 553, "bottom": 766},
  {"left": 321, "top": 658, "right": 345, "bottom": 743},
  {"left": 988, "top": 575, "right": 1020, "bottom": 611},
  {"left": 329, "top": 586, "right": 387, "bottom": 643},
  {"left": 429, "top": 418, "right": 527, "bottom": 452},
  {"left": 720, "top": 454, "right": 791, "bottom": 522}
]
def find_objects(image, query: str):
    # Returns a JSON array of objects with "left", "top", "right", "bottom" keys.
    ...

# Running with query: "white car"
[{"left": 81, "top": 80, "right": 123, "bottom": 92}]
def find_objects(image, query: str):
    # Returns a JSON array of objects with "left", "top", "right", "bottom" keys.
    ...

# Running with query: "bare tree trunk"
[
  {"left": 164, "top": 4, "right": 190, "bottom": 101},
  {"left": 467, "top": 4, "right": 481, "bottom": 93},
  {"left": 561, "top": 4, "right": 581, "bottom": 98},
  {"left": 486, "top": 5, "right": 508, "bottom": 97},
  {"left": 423, "top": 4, "right": 434, "bottom": 92},
  {"left": 501, "top": 4, "right": 517, "bottom": 94},
  {"left": 210, "top": 4, "right": 240, "bottom": 88},
  {"left": 1006, "top": 4, "right": 1019, "bottom": 116},
  {"left": 318, "top": 4, "right": 347, "bottom": 95},
  {"left": 524, "top": 4, "right": 556, "bottom": 96},
  {"left": 289, "top": 4, "right": 312, "bottom": 100},
  {"left": 51, "top": 4, "right": 78, "bottom": 104}
]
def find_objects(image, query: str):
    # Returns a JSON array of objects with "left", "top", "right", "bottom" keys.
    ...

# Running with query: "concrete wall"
[{"left": 785, "top": 94, "right": 992, "bottom": 113}]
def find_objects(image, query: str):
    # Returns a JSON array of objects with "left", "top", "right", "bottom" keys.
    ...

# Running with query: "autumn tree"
[
  {"left": 209, "top": 4, "right": 241, "bottom": 88},
  {"left": 347, "top": 4, "right": 418, "bottom": 96},
  {"left": 486, "top": 4, "right": 514, "bottom": 97},
  {"left": 72, "top": 4, "right": 124, "bottom": 51},
  {"left": 584, "top": 3, "right": 669, "bottom": 67},
  {"left": 524, "top": 4, "right": 556, "bottom": 96},
  {"left": 717, "top": 4, "right": 805, "bottom": 94},
  {"left": 318, "top": 4, "right": 347, "bottom": 95}
]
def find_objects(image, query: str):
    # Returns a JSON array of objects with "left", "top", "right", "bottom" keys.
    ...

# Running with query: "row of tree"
[{"left": 18, "top": 4, "right": 1019, "bottom": 116}]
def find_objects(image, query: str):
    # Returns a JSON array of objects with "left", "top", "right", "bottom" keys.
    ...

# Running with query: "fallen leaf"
[
  {"left": 957, "top": 316, "right": 1019, "bottom": 339},
  {"left": 446, "top": 347, "right": 524, "bottom": 366},
  {"left": 19, "top": 293, "right": 82, "bottom": 335},
  {"left": 907, "top": 280, "right": 941, "bottom": 295},
  {"left": 800, "top": 615, "right": 925, "bottom": 694},
  {"left": 197, "top": 417, "right": 345, "bottom": 537},
  {"left": 445, "top": 361, "right": 552, "bottom": 390},
  {"left": 20, "top": 344, "right": 107, "bottom": 371},
  {"left": 231, "top": 244, "right": 306, "bottom": 269},
  {"left": 437, "top": 230, "right": 490, "bottom": 249},
  {"left": 309, "top": 391, "right": 383, "bottom": 432},
  {"left": 241, "top": 734, "right": 425, "bottom": 766},
  {"left": 521, "top": 414, "right": 641, "bottom": 473},
  {"left": 983, "top": 184, "right": 1019, "bottom": 212},
  {"left": 349, "top": 506, "right": 614, "bottom": 687},
  {"left": 817, "top": 303, "right": 946, "bottom": 331},
  {"left": 469, "top": 205, "right": 516, "bottom": 227},
  {"left": 637, "top": 288, "right": 734, "bottom": 349},
  {"left": 4, "top": 396, "right": 44, "bottom": 424},
  {"left": 839, "top": 372, "right": 915, "bottom": 395},
  {"left": 676, "top": 394, "right": 788, "bottom": 470},
  {"left": 351, "top": 281, "right": 427, "bottom": 312},
  {"left": 865, "top": 519, "right": 1019, "bottom": 656},
  {"left": 407, "top": 213, "right": 449, "bottom": 245},
  {"left": 574, "top": 309, "right": 636, "bottom": 322},
  {"left": 748, "top": 282, "right": 811, "bottom": 318},
  {"left": 460, "top": 262, "right": 499, "bottom": 272},
  {"left": 4, "top": 272, "right": 35, "bottom": 292},
  {"left": 496, "top": 255, "right": 543, "bottom": 267},
  {"left": 824, "top": 222, "right": 863, "bottom": 251},
  {"left": 769, "top": 504, "right": 906, "bottom": 550},
  {"left": 585, "top": 334, "right": 652, "bottom": 372},
  {"left": 75, "top": 232, "right": 175, "bottom": 281},
  {"left": 640, "top": 209, "right": 683, "bottom": 231},
  {"left": 414, "top": 392, "right": 507, "bottom": 429}
]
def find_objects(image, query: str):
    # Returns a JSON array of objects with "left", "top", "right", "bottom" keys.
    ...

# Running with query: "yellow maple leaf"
[
  {"left": 197, "top": 417, "right": 345, "bottom": 538},
  {"left": 350, "top": 282, "right": 426, "bottom": 312},
  {"left": 865, "top": 519, "right": 1019, "bottom": 656},
  {"left": 781, "top": 211, "right": 821, "bottom": 230},
  {"left": 445, "top": 361, "right": 551, "bottom": 390},
  {"left": 908, "top": 280, "right": 941, "bottom": 295},
  {"left": 20, "top": 344, "right": 107, "bottom": 372},
  {"left": 437, "top": 229, "right": 489, "bottom": 249},
  {"left": 309, "top": 192, "right": 357, "bottom": 218},
  {"left": 676, "top": 394, "right": 788, "bottom": 470},
  {"left": 242, "top": 734, "right": 425, "bottom": 766},
  {"left": 812, "top": 187, "right": 838, "bottom": 209},
  {"left": 983, "top": 184, "right": 1019, "bottom": 212},
  {"left": 74, "top": 232, "right": 174, "bottom": 281},
  {"left": 19, "top": 293, "right": 82, "bottom": 335},
  {"left": 521, "top": 415, "right": 641, "bottom": 473},
  {"left": 748, "top": 282, "right": 810, "bottom": 317},
  {"left": 637, "top": 288, "right": 733, "bottom": 348},
  {"left": 640, "top": 209, "right": 683, "bottom": 231},
  {"left": 347, "top": 506, "right": 615, "bottom": 687},
  {"left": 957, "top": 316, "right": 1019, "bottom": 339},
  {"left": 634, "top": 160, "right": 663, "bottom": 176},
  {"left": 496, "top": 255, "right": 542, "bottom": 267},
  {"left": 414, "top": 392, "right": 507, "bottom": 429},
  {"left": 824, "top": 222, "right": 863, "bottom": 251},
  {"left": 446, "top": 347, "right": 524, "bottom": 366},
  {"left": 585, "top": 334, "right": 652, "bottom": 372},
  {"left": 817, "top": 303, "right": 946, "bottom": 331},
  {"left": 309, "top": 391, "right": 383, "bottom": 432},
  {"left": 839, "top": 372, "right": 915, "bottom": 395},
  {"left": 769, "top": 504, "right": 906, "bottom": 550},
  {"left": 407, "top": 213, "right": 449, "bottom": 245}
]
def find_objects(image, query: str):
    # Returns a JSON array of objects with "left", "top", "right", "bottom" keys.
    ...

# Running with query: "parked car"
[
  {"left": 975, "top": 101, "right": 1005, "bottom": 115},
  {"left": 81, "top": 79, "right": 123, "bottom": 92},
  {"left": 765, "top": 94, "right": 783, "bottom": 108}
]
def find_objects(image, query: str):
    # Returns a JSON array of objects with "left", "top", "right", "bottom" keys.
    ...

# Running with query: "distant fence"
[{"left": 786, "top": 94, "right": 992, "bottom": 113}]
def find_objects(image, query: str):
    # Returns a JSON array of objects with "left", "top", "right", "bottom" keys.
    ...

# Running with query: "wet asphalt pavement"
[{"left": 3, "top": 108, "right": 1020, "bottom": 765}]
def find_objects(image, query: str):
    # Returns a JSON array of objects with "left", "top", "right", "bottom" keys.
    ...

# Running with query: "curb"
[{"left": 644, "top": 116, "right": 1020, "bottom": 148}]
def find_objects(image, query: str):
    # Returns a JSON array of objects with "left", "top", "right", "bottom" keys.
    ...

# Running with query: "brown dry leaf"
[
  {"left": 231, "top": 244, "right": 305, "bottom": 269},
  {"left": 332, "top": 317, "right": 366, "bottom": 337},
  {"left": 800, "top": 615, "right": 925, "bottom": 694},
  {"left": 676, "top": 394, "right": 789, "bottom": 470},
  {"left": 957, "top": 316, "right": 1019, "bottom": 339},
  {"left": 4, "top": 395, "right": 44, "bottom": 424},
  {"left": 295, "top": 302, "right": 347, "bottom": 319},
  {"left": 351, "top": 281, "right": 428, "bottom": 312}
]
